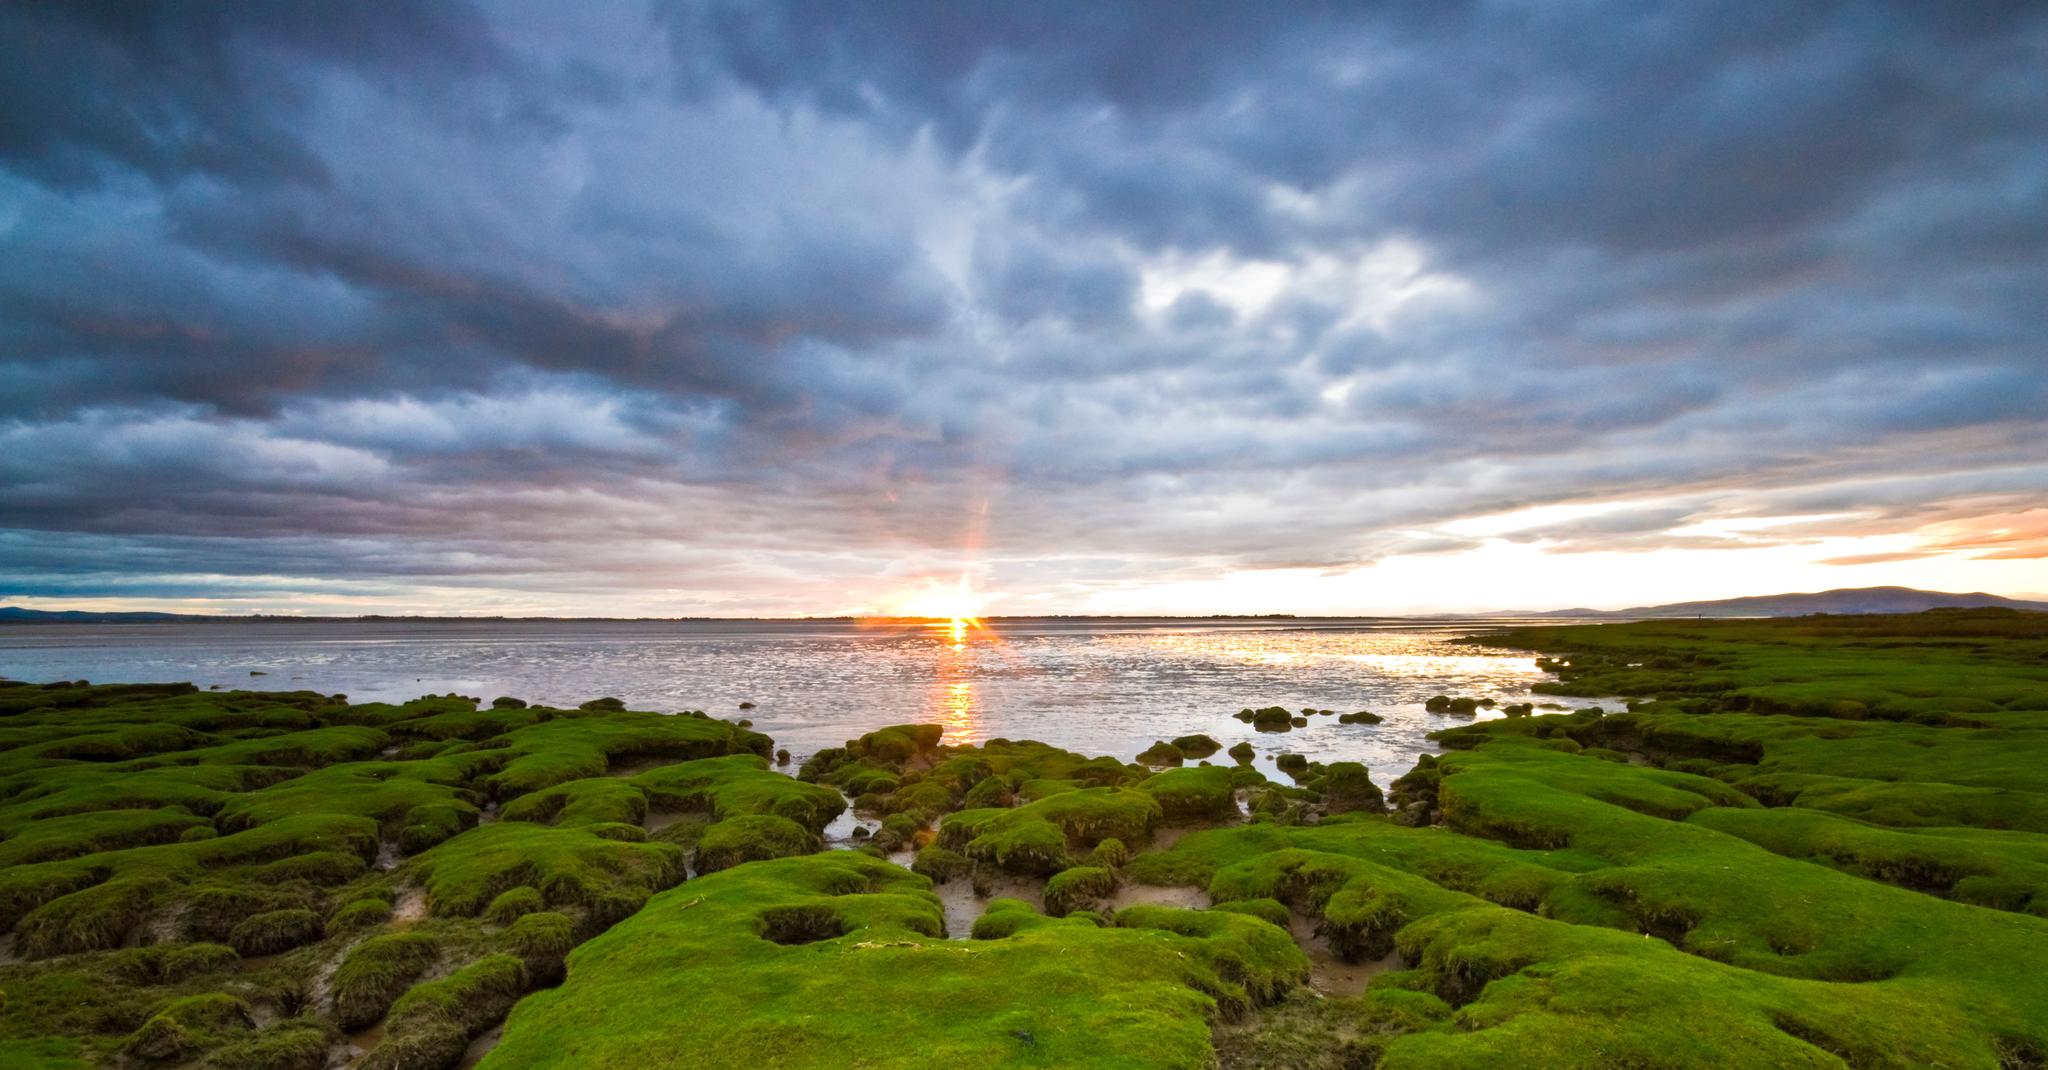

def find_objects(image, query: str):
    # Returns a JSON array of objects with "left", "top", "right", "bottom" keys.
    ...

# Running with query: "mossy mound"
[
  {"left": 941, "top": 786, "right": 1164, "bottom": 874},
  {"left": 1137, "top": 740, "right": 1186, "bottom": 767},
  {"left": 482, "top": 852, "right": 1306, "bottom": 1068},
  {"left": 1044, "top": 866, "right": 1119, "bottom": 917},
  {"left": 694, "top": 814, "right": 820, "bottom": 874},
  {"left": 1139, "top": 766, "right": 1239, "bottom": 821}
]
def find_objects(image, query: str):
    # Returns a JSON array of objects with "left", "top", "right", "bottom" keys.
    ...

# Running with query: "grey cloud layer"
[{"left": 1, "top": 1, "right": 2043, "bottom": 608}]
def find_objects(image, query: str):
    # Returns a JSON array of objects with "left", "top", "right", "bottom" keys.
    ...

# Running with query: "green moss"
[
  {"left": 327, "top": 896, "right": 393, "bottom": 935},
  {"left": 1314, "top": 762, "right": 1385, "bottom": 814},
  {"left": 1137, "top": 740, "right": 1186, "bottom": 767},
  {"left": 1140, "top": 766, "right": 1237, "bottom": 821},
  {"left": 912, "top": 845, "right": 972, "bottom": 883},
  {"left": 486, "top": 886, "right": 547, "bottom": 924},
  {"left": 482, "top": 852, "right": 1315, "bottom": 1069},
  {"left": 385, "top": 952, "right": 527, "bottom": 1034},
  {"left": 504, "top": 911, "right": 576, "bottom": 983},
  {"left": 15, "top": 876, "right": 170, "bottom": 957},
  {"left": 1170, "top": 734, "right": 1222, "bottom": 759},
  {"left": 961, "top": 775, "right": 1013, "bottom": 809},
  {"left": 1228, "top": 741, "right": 1255, "bottom": 764},
  {"left": 1044, "top": 866, "right": 1119, "bottom": 916},
  {"left": 1209, "top": 897, "right": 1290, "bottom": 928},
  {"left": 850, "top": 723, "right": 946, "bottom": 762},
  {"left": 1087, "top": 837, "right": 1130, "bottom": 869},
  {"left": 1246, "top": 706, "right": 1294, "bottom": 730},
  {"left": 331, "top": 931, "right": 441, "bottom": 1031},
  {"left": 227, "top": 908, "right": 322, "bottom": 956},
  {"left": 1111, "top": 905, "right": 1307, "bottom": 1016},
  {"left": 412, "top": 821, "right": 683, "bottom": 918},
  {"left": 121, "top": 992, "right": 252, "bottom": 1061},
  {"left": 632, "top": 754, "right": 845, "bottom": 831},
  {"left": 694, "top": 814, "right": 820, "bottom": 874},
  {"left": 201, "top": 1019, "right": 332, "bottom": 1070}
]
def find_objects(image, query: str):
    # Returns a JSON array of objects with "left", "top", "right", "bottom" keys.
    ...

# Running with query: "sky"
[{"left": 0, "top": 1, "right": 2044, "bottom": 617}]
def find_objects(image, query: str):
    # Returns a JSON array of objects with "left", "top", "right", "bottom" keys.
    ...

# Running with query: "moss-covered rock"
[
  {"left": 1137, "top": 740, "right": 1185, "bottom": 768},
  {"left": 1314, "top": 762, "right": 1385, "bottom": 814},
  {"left": 331, "top": 932, "right": 440, "bottom": 1030},
  {"left": 911, "top": 845, "right": 972, "bottom": 883},
  {"left": 1044, "top": 866, "right": 1119, "bottom": 917},
  {"left": 227, "top": 908, "right": 323, "bottom": 956},
  {"left": 1140, "top": 766, "right": 1238, "bottom": 821},
  {"left": 694, "top": 814, "right": 820, "bottom": 874}
]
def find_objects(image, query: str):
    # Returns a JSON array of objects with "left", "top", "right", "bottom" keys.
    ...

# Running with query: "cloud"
[{"left": 0, "top": 1, "right": 2043, "bottom": 612}]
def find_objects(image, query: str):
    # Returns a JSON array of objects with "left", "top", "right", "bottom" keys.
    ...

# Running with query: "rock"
[
  {"left": 1137, "top": 740, "right": 1186, "bottom": 767},
  {"left": 1249, "top": 706, "right": 1294, "bottom": 731},
  {"left": 1318, "top": 762, "right": 1385, "bottom": 814},
  {"left": 1228, "top": 741, "right": 1255, "bottom": 764}
]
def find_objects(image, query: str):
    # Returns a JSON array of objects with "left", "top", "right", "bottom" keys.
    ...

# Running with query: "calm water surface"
[{"left": 0, "top": 617, "right": 1616, "bottom": 784}]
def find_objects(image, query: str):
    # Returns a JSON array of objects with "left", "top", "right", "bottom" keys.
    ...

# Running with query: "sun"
[{"left": 889, "top": 577, "right": 988, "bottom": 642}]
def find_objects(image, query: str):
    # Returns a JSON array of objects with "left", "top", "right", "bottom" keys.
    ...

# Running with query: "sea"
[{"left": 0, "top": 617, "right": 1619, "bottom": 785}]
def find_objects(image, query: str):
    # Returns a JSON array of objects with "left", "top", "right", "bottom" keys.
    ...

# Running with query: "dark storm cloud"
[{"left": 0, "top": 1, "right": 2043, "bottom": 609}]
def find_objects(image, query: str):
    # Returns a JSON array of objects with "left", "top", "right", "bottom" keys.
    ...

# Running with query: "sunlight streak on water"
[{"left": 0, "top": 617, "right": 1618, "bottom": 785}]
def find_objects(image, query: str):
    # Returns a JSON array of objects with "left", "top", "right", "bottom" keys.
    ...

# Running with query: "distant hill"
[
  {"left": 0, "top": 607, "right": 203, "bottom": 623},
  {"left": 1538, "top": 586, "right": 2048, "bottom": 618}
]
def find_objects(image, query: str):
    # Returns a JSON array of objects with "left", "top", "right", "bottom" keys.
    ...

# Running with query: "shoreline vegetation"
[{"left": 0, "top": 609, "right": 2043, "bottom": 1067}]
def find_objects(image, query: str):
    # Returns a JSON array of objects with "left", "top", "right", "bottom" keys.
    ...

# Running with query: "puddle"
[
  {"left": 375, "top": 840, "right": 401, "bottom": 871},
  {"left": 1106, "top": 883, "right": 1212, "bottom": 912},
  {"left": 822, "top": 794, "right": 878, "bottom": 848},
  {"left": 237, "top": 951, "right": 282, "bottom": 973},
  {"left": 924, "top": 873, "right": 1048, "bottom": 939},
  {"left": 345, "top": 1019, "right": 387, "bottom": 1059},
  {"left": 1288, "top": 911, "right": 1403, "bottom": 996},
  {"left": 455, "top": 1024, "right": 503, "bottom": 1068}
]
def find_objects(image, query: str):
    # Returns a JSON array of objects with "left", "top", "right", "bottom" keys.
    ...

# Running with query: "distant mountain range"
[{"left": 1534, "top": 586, "right": 2048, "bottom": 618}]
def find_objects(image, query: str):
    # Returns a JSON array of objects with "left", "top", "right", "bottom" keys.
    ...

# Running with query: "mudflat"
[{"left": 1, "top": 608, "right": 2044, "bottom": 1068}]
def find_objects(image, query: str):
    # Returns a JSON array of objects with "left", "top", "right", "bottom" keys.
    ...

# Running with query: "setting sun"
[{"left": 887, "top": 576, "right": 987, "bottom": 622}]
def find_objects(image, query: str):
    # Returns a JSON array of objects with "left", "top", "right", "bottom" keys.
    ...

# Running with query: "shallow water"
[{"left": 0, "top": 616, "right": 1612, "bottom": 785}]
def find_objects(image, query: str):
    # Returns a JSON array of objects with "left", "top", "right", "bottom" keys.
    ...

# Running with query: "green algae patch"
[
  {"left": 412, "top": 820, "right": 683, "bottom": 920},
  {"left": 481, "top": 852, "right": 1296, "bottom": 1070},
  {"left": 632, "top": 754, "right": 845, "bottom": 831},
  {"left": 0, "top": 682, "right": 780, "bottom": 1066},
  {"left": 694, "top": 814, "right": 820, "bottom": 873},
  {"left": 941, "top": 785, "right": 1163, "bottom": 874},
  {"left": 1140, "top": 766, "right": 1239, "bottom": 821},
  {"left": 1043, "top": 865, "right": 1118, "bottom": 916},
  {"left": 7, "top": 615, "right": 2048, "bottom": 1069}
]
